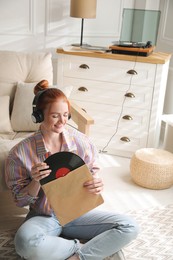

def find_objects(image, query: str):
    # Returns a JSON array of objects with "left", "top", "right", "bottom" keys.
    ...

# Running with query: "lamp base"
[{"left": 71, "top": 43, "right": 91, "bottom": 47}]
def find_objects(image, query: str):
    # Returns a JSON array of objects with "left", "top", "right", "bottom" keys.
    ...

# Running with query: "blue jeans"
[{"left": 15, "top": 209, "right": 139, "bottom": 260}]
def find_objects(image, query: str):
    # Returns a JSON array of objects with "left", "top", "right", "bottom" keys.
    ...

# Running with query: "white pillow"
[
  {"left": 0, "top": 96, "right": 13, "bottom": 133},
  {"left": 11, "top": 82, "right": 73, "bottom": 132},
  {"left": 11, "top": 82, "right": 39, "bottom": 132},
  {"left": 0, "top": 82, "right": 16, "bottom": 102},
  {"left": 54, "top": 85, "right": 73, "bottom": 98}
]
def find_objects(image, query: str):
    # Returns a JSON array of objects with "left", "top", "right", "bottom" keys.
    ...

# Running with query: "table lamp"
[{"left": 70, "top": 0, "right": 97, "bottom": 46}]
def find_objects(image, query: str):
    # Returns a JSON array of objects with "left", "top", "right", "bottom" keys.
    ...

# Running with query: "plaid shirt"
[{"left": 5, "top": 127, "right": 100, "bottom": 216}]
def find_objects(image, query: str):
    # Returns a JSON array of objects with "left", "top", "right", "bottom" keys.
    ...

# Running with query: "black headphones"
[
  {"left": 31, "top": 90, "right": 47, "bottom": 123},
  {"left": 31, "top": 89, "right": 71, "bottom": 124}
]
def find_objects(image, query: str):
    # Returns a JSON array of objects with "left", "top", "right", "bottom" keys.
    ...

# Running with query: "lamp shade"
[{"left": 70, "top": 0, "right": 97, "bottom": 19}]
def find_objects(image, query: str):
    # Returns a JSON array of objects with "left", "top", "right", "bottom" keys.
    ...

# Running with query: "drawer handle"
[
  {"left": 122, "top": 115, "right": 133, "bottom": 120},
  {"left": 78, "top": 86, "right": 88, "bottom": 92},
  {"left": 82, "top": 108, "right": 87, "bottom": 113},
  {"left": 79, "top": 64, "right": 90, "bottom": 69},
  {"left": 127, "top": 69, "right": 137, "bottom": 75},
  {"left": 124, "top": 92, "right": 135, "bottom": 98},
  {"left": 120, "top": 136, "right": 130, "bottom": 142}
]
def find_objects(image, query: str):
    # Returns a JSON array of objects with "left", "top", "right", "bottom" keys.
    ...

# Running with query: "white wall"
[
  {"left": 156, "top": 0, "right": 173, "bottom": 114},
  {"left": 0, "top": 0, "right": 172, "bottom": 115},
  {"left": 0, "top": 0, "right": 125, "bottom": 51}
]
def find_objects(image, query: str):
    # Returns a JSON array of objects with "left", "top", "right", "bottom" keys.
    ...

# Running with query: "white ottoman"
[{"left": 130, "top": 148, "right": 173, "bottom": 190}]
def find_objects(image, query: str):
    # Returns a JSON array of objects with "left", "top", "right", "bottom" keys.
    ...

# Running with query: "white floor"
[{"left": 98, "top": 153, "right": 173, "bottom": 213}]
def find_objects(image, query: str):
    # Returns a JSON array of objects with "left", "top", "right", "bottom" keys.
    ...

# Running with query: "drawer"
[
  {"left": 62, "top": 55, "right": 156, "bottom": 86},
  {"left": 73, "top": 101, "right": 150, "bottom": 131},
  {"left": 91, "top": 128, "right": 148, "bottom": 155},
  {"left": 66, "top": 78, "right": 153, "bottom": 109},
  {"left": 87, "top": 119, "right": 149, "bottom": 155}
]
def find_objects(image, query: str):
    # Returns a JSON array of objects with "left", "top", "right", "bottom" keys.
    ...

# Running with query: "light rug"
[
  {"left": 0, "top": 204, "right": 173, "bottom": 259},
  {"left": 0, "top": 229, "right": 21, "bottom": 260},
  {"left": 123, "top": 204, "right": 173, "bottom": 260}
]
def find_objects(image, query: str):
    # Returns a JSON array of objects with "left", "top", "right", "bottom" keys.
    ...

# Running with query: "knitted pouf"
[{"left": 130, "top": 148, "right": 173, "bottom": 190}]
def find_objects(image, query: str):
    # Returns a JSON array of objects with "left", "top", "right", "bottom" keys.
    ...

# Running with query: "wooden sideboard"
[{"left": 57, "top": 48, "right": 171, "bottom": 157}]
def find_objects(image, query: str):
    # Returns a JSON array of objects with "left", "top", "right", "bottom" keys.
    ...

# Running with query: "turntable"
[{"left": 109, "top": 41, "right": 155, "bottom": 57}]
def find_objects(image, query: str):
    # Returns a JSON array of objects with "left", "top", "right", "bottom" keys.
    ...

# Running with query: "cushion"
[
  {"left": 0, "top": 51, "right": 53, "bottom": 107},
  {"left": 0, "top": 82, "right": 17, "bottom": 109},
  {"left": 11, "top": 82, "right": 73, "bottom": 132},
  {"left": 58, "top": 85, "right": 73, "bottom": 98},
  {"left": 0, "top": 96, "right": 13, "bottom": 133},
  {"left": 0, "top": 51, "right": 53, "bottom": 84},
  {"left": 11, "top": 82, "right": 39, "bottom": 132}
]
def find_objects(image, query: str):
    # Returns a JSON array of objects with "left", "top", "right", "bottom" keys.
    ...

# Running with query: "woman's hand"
[
  {"left": 31, "top": 162, "right": 51, "bottom": 182},
  {"left": 83, "top": 173, "right": 104, "bottom": 194}
]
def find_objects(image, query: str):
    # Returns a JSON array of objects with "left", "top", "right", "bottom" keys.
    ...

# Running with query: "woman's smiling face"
[{"left": 42, "top": 99, "right": 69, "bottom": 133}]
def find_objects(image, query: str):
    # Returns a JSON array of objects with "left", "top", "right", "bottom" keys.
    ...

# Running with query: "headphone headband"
[{"left": 32, "top": 89, "right": 47, "bottom": 112}]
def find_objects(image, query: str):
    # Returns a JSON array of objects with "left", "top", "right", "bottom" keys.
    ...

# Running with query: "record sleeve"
[{"left": 41, "top": 152, "right": 104, "bottom": 225}]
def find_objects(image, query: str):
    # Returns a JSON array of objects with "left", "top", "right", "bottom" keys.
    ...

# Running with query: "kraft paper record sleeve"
[{"left": 40, "top": 152, "right": 104, "bottom": 225}]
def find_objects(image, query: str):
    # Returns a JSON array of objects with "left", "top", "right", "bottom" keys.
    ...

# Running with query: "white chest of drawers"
[{"left": 57, "top": 49, "right": 171, "bottom": 157}]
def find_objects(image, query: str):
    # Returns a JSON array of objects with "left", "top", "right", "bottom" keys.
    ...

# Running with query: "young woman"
[{"left": 5, "top": 80, "right": 139, "bottom": 260}]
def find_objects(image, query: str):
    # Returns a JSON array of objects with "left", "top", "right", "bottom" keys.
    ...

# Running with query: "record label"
[
  {"left": 40, "top": 151, "right": 85, "bottom": 186},
  {"left": 55, "top": 167, "right": 70, "bottom": 178}
]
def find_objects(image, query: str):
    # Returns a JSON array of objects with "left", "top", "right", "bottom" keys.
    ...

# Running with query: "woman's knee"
[
  {"left": 116, "top": 215, "right": 140, "bottom": 241},
  {"left": 14, "top": 226, "right": 46, "bottom": 258},
  {"left": 14, "top": 215, "right": 62, "bottom": 257},
  {"left": 127, "top": 218, "right": 139, "bottom": 240}
]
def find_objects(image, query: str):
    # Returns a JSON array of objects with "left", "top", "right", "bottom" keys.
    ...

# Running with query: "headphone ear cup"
[
  {"left": 68, "top": 113, "right": 71, "bottom": 120},
  {"left": 31, "top": 110, "right": 44, "bottom": 123}
]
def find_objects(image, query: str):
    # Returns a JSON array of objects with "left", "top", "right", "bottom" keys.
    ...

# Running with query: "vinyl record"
[{"left": 40, "top": 151, "right": 85, "bottom": 186}]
